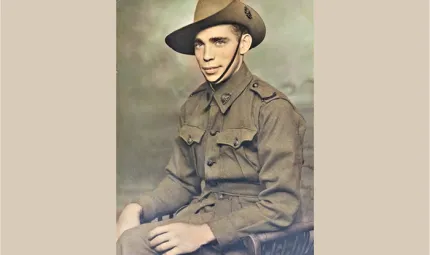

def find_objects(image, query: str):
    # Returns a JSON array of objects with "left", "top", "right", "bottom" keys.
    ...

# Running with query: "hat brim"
[{"left": 165, "top": 1, "right": 266, "bottom": 55}]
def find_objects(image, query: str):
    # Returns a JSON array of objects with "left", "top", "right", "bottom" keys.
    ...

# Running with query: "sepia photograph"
[{"left": 116, "top": 0, "right": 314, "bottom": 254}]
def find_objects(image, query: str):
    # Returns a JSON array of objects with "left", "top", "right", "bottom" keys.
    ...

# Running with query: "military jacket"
[{"left": 137, "top": 63, "right": 306, "bottom": 249}]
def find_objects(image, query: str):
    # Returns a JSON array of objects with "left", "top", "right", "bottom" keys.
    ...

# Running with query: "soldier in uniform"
[{"left": 116, "top": 0, "right": 307, "bottom": 254}]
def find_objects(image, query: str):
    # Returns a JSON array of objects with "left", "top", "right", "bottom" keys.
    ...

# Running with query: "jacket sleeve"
[
  {"left": 206, "top": 99, "right": 306, "bottom": 248},
  {"left": 135, "top": 104, "right": 202, "bottom": 222}
]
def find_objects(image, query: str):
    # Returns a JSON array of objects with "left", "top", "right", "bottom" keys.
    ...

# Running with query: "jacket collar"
[{"left": 203, "top": 62, "right": 253, "bottom": 114}]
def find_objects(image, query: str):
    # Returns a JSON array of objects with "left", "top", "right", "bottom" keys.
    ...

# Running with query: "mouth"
[{"left": 202, "top": 66, "right": 221, "bottom": 75}]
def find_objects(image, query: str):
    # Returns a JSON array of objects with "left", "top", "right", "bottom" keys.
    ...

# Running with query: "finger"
[
  {"left": 149, "top": 232, "right": 172, "bottom": 248},
  {"left": 154, "top": 240, "right": 176, "bottom": 253},
  {"left": 148, "top": 225, "right": 170, "bottom": 240},
  {"left": 163, "top": 247, "right": 182, "bottom": 255}
]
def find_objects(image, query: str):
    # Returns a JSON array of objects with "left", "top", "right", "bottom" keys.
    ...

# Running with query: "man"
[{"left": 116, "top": 0, "right": 306, "bottom": 254}]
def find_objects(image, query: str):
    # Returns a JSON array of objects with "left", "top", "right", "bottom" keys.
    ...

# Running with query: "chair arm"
[{"left": 243, "top": 222, "right": 314, "bottom": 255}]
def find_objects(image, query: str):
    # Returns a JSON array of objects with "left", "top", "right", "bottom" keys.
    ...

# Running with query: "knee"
[
  {"left": 117, "top": 227, "right": 140, "bottom": 246},
  {"left": 117, "top": 225, "right": 153, "bottom": 254}
]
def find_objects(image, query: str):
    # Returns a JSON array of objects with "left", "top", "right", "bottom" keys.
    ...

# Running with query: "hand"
[
  {"left": 148, "top": 223, "right": 215, "bottom": 255},
  {"left": 116, "top": 203, "right": 143, "bottom": 241}
]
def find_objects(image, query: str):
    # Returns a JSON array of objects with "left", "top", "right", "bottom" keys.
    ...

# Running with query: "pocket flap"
[
  {"left": 216, "top": 128, "right": 257, "bottom": 148},
  {"left": 179, "top": 125, "right": 205, "bottom": 145}
]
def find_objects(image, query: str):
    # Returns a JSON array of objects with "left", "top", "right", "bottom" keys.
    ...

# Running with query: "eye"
[
  {"left": 215, "top": 40, "right": 226, "bottom": 46},
  {"left": 194, "top": 42, "right": 203, "bottom": 49}
]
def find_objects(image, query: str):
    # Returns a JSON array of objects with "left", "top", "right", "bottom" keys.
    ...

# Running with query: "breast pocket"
[
  {"left": 216, "top": 128, "right": 260, "bottom": 180},
  {"left": 179, "top": 125, "right": 205, "bottom": 175}
]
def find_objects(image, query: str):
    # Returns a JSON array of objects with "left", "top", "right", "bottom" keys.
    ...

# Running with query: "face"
[{"left": 194, "top": 24, "right": 246, "bottom": 84}]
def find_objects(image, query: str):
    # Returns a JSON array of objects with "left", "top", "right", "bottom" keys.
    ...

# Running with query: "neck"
[{"left": 234, "top": 56, "right": 243, "bottom": 73}]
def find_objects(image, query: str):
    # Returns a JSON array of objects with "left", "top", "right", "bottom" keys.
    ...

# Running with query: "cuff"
[
  {"left": 206, "top": 217, "right": 238, "bottom": 249},
  {"left": 135, "top": 195, "right": 157, "bottom": 223}
]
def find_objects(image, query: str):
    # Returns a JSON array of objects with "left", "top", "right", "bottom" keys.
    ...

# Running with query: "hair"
[{"left": 230, "top": 24, "right": 250, "bottom": 41}]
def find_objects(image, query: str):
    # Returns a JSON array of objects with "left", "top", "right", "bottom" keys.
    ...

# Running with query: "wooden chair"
[{"left": 242, "top": 221, "right": 314, "bottom": 255}]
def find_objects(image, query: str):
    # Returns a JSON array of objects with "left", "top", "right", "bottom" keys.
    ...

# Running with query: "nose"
[{"left": 203, "top": 46, "right": 214, "bottom": 62}]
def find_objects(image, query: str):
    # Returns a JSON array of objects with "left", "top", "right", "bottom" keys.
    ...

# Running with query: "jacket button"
[
  {"left": 207, "top": 160, "right": 215, "bottom": 166},
  {"left": 210, "top": 130, "right": 218, "bottom": 136},
  {"left": 252, "top": 83, "right": 258, "bottom": 88},
  {"left": 233, "top": 138, "right": 239, "bottom": 147}
]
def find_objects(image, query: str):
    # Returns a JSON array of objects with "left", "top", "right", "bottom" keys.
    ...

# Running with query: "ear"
[{"left": 239, "top": 34, "right": 252, "bottom": 55}]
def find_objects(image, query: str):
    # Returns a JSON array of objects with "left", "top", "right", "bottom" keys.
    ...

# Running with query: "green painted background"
[{"left": 117, "top": 0, "right": 314, "bottom": 221}]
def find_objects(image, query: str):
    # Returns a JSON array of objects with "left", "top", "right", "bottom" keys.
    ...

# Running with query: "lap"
[
  {"left": 117, "top": 211, "right": 215, "bottom": 252},
  {"left": 118, "top": 197, "right": 250, "bottom": 254},
  {"left": 118, "top": 211, "right": 248, "bottom": 255}
]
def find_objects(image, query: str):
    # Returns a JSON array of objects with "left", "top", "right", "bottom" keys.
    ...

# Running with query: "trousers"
[{"left": 116, "top": 193, "right": 250, "bottom": 255}]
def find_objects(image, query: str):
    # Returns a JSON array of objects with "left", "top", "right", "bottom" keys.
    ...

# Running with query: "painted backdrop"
[{"left": 117, "top": 0, "right": 314, "bottom": 221}]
